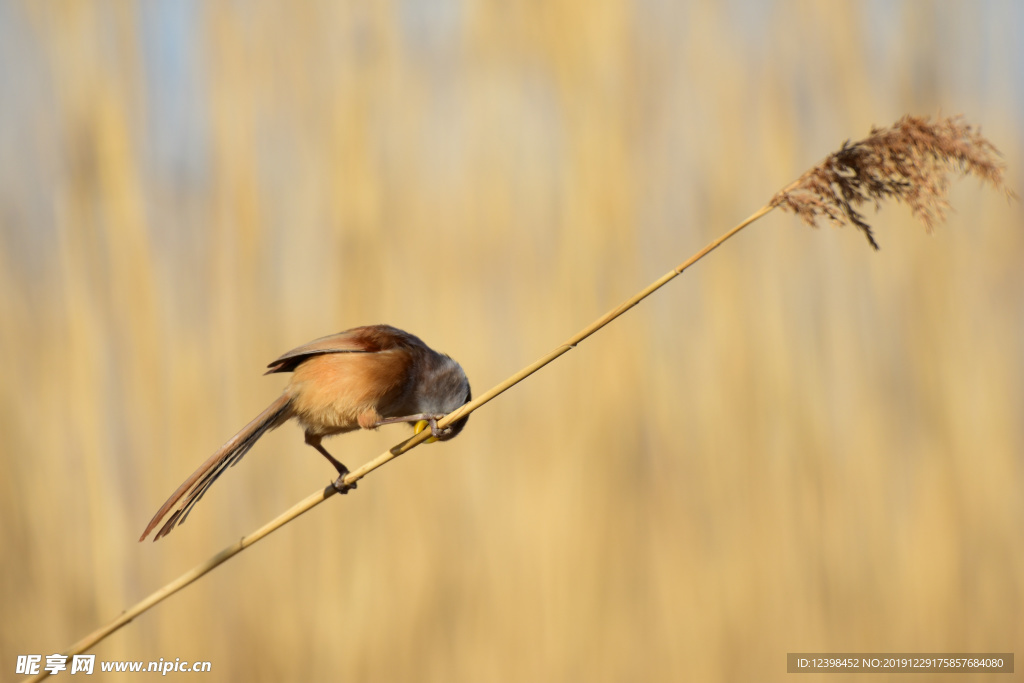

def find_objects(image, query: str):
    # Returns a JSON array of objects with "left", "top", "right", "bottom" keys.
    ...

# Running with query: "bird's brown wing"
[{"left": 265, "top": 324, "right": 426, "bottom": 374}]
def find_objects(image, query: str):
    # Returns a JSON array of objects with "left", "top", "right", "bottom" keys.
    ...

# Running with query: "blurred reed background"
[{"left": 2, "top": 1, "right": 1022, "bottom": 681}]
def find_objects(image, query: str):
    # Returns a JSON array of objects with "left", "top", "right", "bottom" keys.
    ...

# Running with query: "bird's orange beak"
[{"left": 414, "top": 420, "right": 438, "bottom": 443}]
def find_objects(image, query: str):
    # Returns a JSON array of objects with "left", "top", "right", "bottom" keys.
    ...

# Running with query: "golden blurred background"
[{"left": 2, "top": 1, "right": 1022, "bottom": 681}]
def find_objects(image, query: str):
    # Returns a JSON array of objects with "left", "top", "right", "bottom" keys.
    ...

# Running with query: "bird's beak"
[{"left": 414, "top": 420, "right": 438, "bottom": 443}]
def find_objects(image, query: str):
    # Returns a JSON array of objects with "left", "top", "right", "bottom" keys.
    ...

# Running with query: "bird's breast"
[{"left": 286, "top": 349, "right": 415, "bottom": 434}]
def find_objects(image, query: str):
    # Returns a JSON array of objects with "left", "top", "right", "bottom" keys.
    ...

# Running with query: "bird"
[{"left": 139, "top": 324, "right": 471, "bottom": 541}]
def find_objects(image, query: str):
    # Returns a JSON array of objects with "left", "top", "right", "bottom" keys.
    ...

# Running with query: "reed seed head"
[{"left": 770, "top": 115, "right": 1014, "bottom": 249}]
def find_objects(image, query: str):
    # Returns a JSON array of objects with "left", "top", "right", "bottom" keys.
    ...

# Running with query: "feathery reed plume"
[{"left": 770, "top": 115, "right": 1013, "bottom": 249}]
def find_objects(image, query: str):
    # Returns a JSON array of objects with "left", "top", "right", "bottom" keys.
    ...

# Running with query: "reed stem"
[{"left": 25, "top": 203, "right": 775, "bottom": 682}]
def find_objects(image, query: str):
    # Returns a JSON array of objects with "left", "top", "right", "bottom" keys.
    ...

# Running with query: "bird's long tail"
[{"left": 140, "top": 393, "right": 295, "bottom": 542}]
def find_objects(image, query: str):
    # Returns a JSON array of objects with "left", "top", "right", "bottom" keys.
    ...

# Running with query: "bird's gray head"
[{"left": 428, "top": 356, "right": 471, "bottom": 440}]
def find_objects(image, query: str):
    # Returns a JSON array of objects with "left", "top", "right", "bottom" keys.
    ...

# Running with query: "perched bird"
[{"left": 140, "top": 325, "right": 471, "bottom": 541}]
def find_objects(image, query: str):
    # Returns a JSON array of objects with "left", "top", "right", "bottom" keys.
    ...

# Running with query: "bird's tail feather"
[{"left": 139, "top": 393, "right": 294, "bottom": 542}]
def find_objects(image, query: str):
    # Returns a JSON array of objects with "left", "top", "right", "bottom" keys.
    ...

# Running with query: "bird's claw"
[
  {"left": 413, "top": 416, "right": 450, "bottom": 442},
  {"left": 332, "top": 474, "right": 357, "bottom": 494},
  {"left": 427, "top": 416, "right": 455, "bottom": 439}
]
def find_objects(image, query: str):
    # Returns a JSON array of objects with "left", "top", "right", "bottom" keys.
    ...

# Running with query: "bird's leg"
[
  {"left": 374, "top": 413, "right": 443, "bottom": 427},
  {"left": 304, "top": 433, "right": 349, "bottom": 474},
  {"left": 375, "top": 413, "right": 449, "bottom": 439},
  {"left": 305, "top": 433, "right": 356, "bottom": 494}
]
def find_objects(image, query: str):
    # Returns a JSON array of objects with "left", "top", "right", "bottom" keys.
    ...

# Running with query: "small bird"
[{"left": 140, "top": 325, "right": 471, "bottom": 541}]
